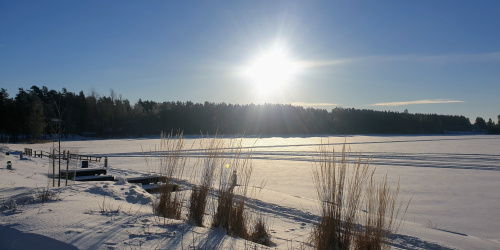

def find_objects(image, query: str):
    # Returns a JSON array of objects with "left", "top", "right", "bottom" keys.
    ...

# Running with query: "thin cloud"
[
  {"left": 290, "top": 102, "right": 339, "bottom": 107},
  {"left": 298, "top": 59, "right": 355, "bottom": 68},
  {"left": 370, "top": 99, "right": 465, "bottom": 107},
  {"left": 299, "top": 52, "right": 500, "bottom": 68}
]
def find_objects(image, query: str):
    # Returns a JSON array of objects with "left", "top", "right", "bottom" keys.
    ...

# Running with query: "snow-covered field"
[{"left": 1, "top": 135, "right": 499, "bottom": 249}]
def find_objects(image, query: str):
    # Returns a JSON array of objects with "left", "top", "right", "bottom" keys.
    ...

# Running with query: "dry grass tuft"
[
  {"left": 188, "top": 133, "right": 224, "bottom": 227},
  {"left": 155, "top": 183, "right": 183, "bottom": 219},
  {"left": 354, "top": 175, "right": 411, "bottom": 250},
  {"left": 36, "top": 187, "right": 60, "bottom": 203},
  {"left": 212, "top": 188, "right": 234, "bottom": 229},
  {"left": 212, "top": 136, "right": 255, "bottom": 239},
  {"left": 249, "top": 217, "right": 272, "bottom": 247},
  {"left": 148, "top": 131, "right": 188, "bottom": 219},
  {"left": 311, "top": 142, "right": 409, "bottom": 250},
  {"left": 189, "top": 185, "right": 211, "bottom": 226},
  {"left": 312, "top": 143, "right": 370, "bottom": 249},
  {"left": 229, "top": 198, "right": 249, "bottom": 239},
  {"left": 146, "top": 132, "right": 273, "bottom": 245}
]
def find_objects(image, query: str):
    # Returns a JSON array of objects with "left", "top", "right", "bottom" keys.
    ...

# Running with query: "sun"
[{"left": 241, "top": 46, "right": 299, "bottom": 94}]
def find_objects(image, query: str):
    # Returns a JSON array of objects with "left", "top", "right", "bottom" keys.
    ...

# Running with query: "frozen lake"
[{"left": 16, "top": 134, "right": 500, "bottom": 243}]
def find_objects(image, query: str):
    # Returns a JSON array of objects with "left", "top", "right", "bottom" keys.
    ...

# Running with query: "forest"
[{"left": 0, "top": 86, "right": 498, "bottom": 142}]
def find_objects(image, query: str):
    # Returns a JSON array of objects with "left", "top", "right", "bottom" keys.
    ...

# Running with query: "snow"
[{"left": 1, "top": 135, "right": 499, "bottom": 249}]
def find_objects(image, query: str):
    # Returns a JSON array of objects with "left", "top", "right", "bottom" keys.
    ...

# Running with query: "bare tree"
[{"left": 46, "top": 97, "right": 65, "bottom": 187}]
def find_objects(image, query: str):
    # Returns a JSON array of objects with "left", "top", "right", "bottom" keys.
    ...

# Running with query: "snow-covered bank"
[{"left": 1, "top": 135, "right": 499, "bottom": 249}]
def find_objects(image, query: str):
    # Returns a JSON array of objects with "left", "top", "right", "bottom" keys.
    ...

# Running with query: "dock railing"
[{"left": 25, "top": 148, "right": 102, "bottom": 162}]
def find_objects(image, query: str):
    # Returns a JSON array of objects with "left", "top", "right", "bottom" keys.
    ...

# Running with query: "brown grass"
[
  {"left": 311, "top": 142, "right": 409, "bottom": 250},
  {"left": 146, "top": 132, "right": 275, "bottom": 246},
  {"left": 188, "top": 133, "right": 224, "bottom": 227},
  {"left": 312, "top": 143, "right": 370, "bottom": 249},
  {"left": 212, "top": 188, "right": 234, "bottom": 229},
  {"left": 155, "top": 183, "right": 183, "bottom": 219},
  {"left": 229, "top": 198, "right": 249, "bottom": 239},
  {"left": 147, "top": 131, "right": 188, "bottom": 219},
  {"left": 354, "top": 175, "right": 411, "bottom": 250},
  {"left": 249, "top": 217, "right": 272, "bottom": 247},
  {"left": 212, "top": 136, "right": 255, "bottom": 239}
]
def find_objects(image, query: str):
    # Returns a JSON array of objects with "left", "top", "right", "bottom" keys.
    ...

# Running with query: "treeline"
[{"left": 0, "top": 86, "right": 498, "bottom": 141}]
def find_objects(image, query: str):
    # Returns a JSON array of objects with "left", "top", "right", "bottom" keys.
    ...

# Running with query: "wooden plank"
[
  {"left": 75, "top": 175, "right": 115, "bottom": 182},
  {"left": 142, "top": 183, "right": 179, "bottom": 193},
  {"left": 60, "top": 168, "right": 107, "bottom": 179},
  {"left": 126, "top": 176, "right": 167, "bottom": 185}
]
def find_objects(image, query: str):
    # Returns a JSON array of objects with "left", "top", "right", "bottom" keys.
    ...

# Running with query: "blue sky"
[{"left": 1, "top": 0, "right": 499, "bottom": 121}]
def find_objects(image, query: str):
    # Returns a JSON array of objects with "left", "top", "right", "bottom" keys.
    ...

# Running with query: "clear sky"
[{"left": 1, "top": 0, "right": 499, "bottom": 122}]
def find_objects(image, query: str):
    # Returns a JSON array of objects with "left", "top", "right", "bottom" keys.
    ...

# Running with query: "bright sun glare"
[{"left": 242, "top": 46, "right": 299, "bottom": 94}]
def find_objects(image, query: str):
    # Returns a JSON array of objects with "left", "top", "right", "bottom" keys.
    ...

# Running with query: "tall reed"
[
  {"left": 188, "top": 133, "right": 224, "bottom": 227},
  {"left": 147, "top": 131, "right": 188, "bottom": 219},
  {"left": 311, "top": 142, "right": 409, "bottom": 250},
  {"left": 312, "top": 143, "right": 371, "bottom": 249},
  {"left": 354, "top": 175, "right": 410, "bottom": 250},
  {"left": 212, "top": 136, "right": 254, "bottom": 239}
]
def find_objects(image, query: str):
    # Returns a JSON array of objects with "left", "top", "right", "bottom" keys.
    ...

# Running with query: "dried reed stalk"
[
  {"left": 312, "top": 142, "right": 410, "bottom": 250},
  {"left": 148, "top": 131, "right": 188, "bottom": 219},
  {"left": 212, "top": 136, "right": 254, "bottom": 239},
  {"left": 312, "top": 143, "right": 371, "bottom": 249},
  {"left": 188, "top": 133, "right": 224, "bottom": 227},
  {"left": 354, "top": 175, "right": 411, "bottom": 250}
]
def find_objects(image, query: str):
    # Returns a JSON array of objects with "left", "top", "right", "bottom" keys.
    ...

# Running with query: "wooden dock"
[
  {"left": 126, "top": 176, "right": 167, "bottom": 185},
  {"left": 74, "top": 175, "right": 115, "bottom": 182},
  {"left": 59, "top": 168, "right": 107, "bottom": 179},
  {"left": 24, "top": 148, "right": 102, "bottom": 162},
  {"left": 22, "top": 146, "right": 184, "bottom": 190},
  {"left": 142, "top": 183, "right": 179, "bottom": 193}
]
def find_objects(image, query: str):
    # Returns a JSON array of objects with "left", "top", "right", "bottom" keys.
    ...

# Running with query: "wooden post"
[
  {"left": 65, "top": 151, "right": 69, "bottom": 186},
  {"left": 52, "top": 148, "right": 55, "bottom": 187},
  {"left": 58, "top": 148, "right": 61, "bottom": 187}
]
